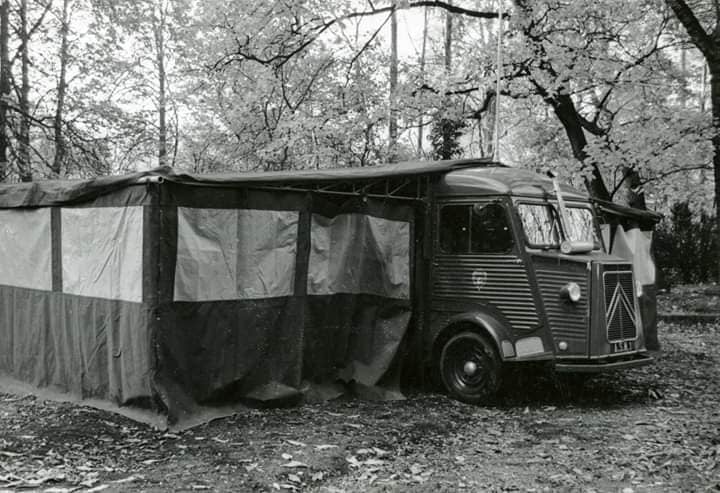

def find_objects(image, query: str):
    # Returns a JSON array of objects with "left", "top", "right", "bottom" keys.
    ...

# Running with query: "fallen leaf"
[
  {"left": 282, "top": 461, "right": 308, "bottom": 468},
  {"left": 112, "top": 475, "right": 142, "bottom": 484},
  {"left": 0, "top": 451, "right": 22, "bottom": 457},
  {"left": 363, "top": 458, "right": 385, "bottom": 466},
  {"left": 85, "top": 486, "right": 109, "bottom": 493}
]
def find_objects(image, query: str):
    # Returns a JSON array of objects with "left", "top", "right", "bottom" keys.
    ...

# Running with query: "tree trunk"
[
  {"left": 388, "top": 6, "right": 398, "bottom": 162},
  {"left": 711, "top": 66, "right": 720, "bottom": 281},
  {"left": 416, "top": 6, "right": 428, "bottom": 157},
  {"left": 550, "top": 93, "right": 612, "bottom": 201},
  {"left": 0, "top": 0, "right": 10, "bottom": 181},
  {"left": 155, "top": 3, "right": 167, "bottom": 167},
  {"left": 18, "top": 0, "right": 31, "bottom": 182},
  {"left": 441, "top": 1, "right": 453, "bottom": 156},
  {"left": 53, "top": 0, "right": 70, "bottom": 177}
]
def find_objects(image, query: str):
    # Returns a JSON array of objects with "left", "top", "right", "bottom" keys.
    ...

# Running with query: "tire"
[{"left": 439, "top": 331, "right": 502, "bottom": 405}]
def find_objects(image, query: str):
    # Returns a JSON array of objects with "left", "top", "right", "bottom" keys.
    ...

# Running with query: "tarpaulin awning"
[{"left": 0, "top": 158, "right": 501, "bottom": 208}]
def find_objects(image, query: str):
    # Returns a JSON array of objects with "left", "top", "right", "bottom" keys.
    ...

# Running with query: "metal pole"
[{"left": 492, "top": 0, "right": 503, "bottom": 162}]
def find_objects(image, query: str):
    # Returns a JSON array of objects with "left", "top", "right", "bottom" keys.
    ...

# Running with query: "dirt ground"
[{"left": 2, "top": 296, "right": 720, "bottom": 491}]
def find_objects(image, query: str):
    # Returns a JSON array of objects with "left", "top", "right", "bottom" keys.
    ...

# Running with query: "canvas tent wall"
[{"left": 0, "top": 160, "right": 484, "bottom": 428}]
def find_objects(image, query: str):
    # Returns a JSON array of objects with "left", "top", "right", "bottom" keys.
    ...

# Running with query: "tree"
[
  {"left": 91, "top": 0, "right": 189, "bottom": 169},
  {"left": 416, "top": 5, "right": 429, "bottom": 156},
  {"left": 52, "top": 0, "right": 70, "bottom": 177},
  {"left": 0, "top": 0, "right": 10, "bottom": 180},
  {"left": 665, "top": 0, "right": 720, "bottom": 280},
  {"left": 389, "top": 4, "right": 398, "bottom": 161},
  {"left": 429, "top": 117, "right": 465, "bottom": 159},
  {"left": 17, "top": 0, "right": 31, "bottom": 181},
  {"left": 154, "top": 0, "right": 168, "bottom": 167}
]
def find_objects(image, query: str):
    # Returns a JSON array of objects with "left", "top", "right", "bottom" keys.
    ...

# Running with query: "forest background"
[{"left": 0, "top": 0, "right": 716, "bottom": 283}]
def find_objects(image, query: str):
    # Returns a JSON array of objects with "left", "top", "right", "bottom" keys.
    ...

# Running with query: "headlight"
[{"left": 561, "top": 282, "right": 582, "bottom": 303}]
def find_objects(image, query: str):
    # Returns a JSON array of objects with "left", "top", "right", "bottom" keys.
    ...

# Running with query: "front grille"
[{"left": 603, "top": 269, "right": 637, "bottom": 341}]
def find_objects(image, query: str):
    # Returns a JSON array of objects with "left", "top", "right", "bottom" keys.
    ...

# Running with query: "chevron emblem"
[{"left": 606, "top": 281, "right": 637, "bottom": 332}]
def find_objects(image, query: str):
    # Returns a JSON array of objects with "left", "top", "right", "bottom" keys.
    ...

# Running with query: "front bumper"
[{"left": 554, "top": 353, "right": 653, "bottom": 373}]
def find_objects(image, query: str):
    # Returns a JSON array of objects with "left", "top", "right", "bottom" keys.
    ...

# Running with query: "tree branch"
[
  {"left": 640, "top": 164, "right": 713, "bottom": 186},
  {"left": 345, "top": 10, "right": 392, "bottom": 80},
  {"left": 214, "top": 1, "right": 504, "bottom": 70},
  {"left": 666, "top": 0, "right": 719, "bottom": 64},
  {"left": 11, "top": 0, "right": 53, "bottom": 65}
]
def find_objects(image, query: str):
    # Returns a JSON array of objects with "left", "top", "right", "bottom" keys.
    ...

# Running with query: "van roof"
[{"left": 436, "top": 166, "right": 589, "bottom": 201}]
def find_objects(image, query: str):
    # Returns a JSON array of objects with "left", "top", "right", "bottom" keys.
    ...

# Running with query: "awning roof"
[
  {"left": 164, "top": 158, "right": 498, "bottom": 185},
  {"left": 0, "top": 159, "right": 664, "bottom": 223},
  {"left": 594, "top": 199, "right": 663, "bottom": 224},
  {"left": 0, "top": 159, "right": 498, "bottom": 207}
]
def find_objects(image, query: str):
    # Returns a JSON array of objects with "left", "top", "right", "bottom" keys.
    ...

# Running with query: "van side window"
[
  {"left": 439, "top": 202, "right": 514, "bottom": 254},
  {"left": 439, "top": 205, "right": 470, "bottom": 253},
  {"left": 471, "top": 203, "right": 514, "bottom": 253}
]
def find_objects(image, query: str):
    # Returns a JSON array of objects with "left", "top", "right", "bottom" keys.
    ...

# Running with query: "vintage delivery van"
[
  {"left": 0, "top": 158, "right": 657, "bottom": 426},
  {"left": 422, "top": 163, "right": 656, "bottom": 404}
]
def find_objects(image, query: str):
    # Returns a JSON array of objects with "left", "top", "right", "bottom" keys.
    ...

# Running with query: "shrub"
[{"left": 654, "top": 202, "right": 717, "bottom": 288}]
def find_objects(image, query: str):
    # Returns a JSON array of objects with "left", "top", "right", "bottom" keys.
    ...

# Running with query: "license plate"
[{"left": 610, "top": 340, "right": 635, "bottom": 353}]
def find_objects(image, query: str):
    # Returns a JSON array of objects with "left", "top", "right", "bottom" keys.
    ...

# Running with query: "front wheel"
[{"left": 439, "top": 331, "right": 501, "bottom": 405}]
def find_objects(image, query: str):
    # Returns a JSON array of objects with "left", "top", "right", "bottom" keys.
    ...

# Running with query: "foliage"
[
  {"left": 655, "top": 202, "right": 718, "bottom": 287},
  {"left": 0, "top": 0, "right": 714, "bottom": 226},
  {"left": 429, "top": 117, "right": 466, "bottom": 160}
]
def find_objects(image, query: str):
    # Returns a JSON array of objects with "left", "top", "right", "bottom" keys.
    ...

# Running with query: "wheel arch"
[{"left": 431, "top": 312, "right": 513, "bottom": 368}]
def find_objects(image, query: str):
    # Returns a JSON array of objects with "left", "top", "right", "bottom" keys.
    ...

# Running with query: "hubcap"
[{"left": 442, "top": 335, "right": 499, "bottom": 401}]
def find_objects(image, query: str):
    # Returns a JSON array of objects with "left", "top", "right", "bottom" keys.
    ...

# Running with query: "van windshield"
[
  {"left": 517, "top": 203, "right": 597, "bottom": 248},
  {"left": 517, "top": 204, "right": 560, "bottom": 247},
  {"left": 564, "top": 207, "right": 597, "bottom": 244}
]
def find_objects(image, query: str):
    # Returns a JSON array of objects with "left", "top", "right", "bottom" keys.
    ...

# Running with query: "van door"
[{"left": 431, "top": 200, "right": 540, "bottom": 335}]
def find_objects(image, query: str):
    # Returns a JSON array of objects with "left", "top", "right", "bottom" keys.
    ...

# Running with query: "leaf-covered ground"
[
  {"left": 2, "top": 322, "right": 720, "bottom": 492},
  {"left": 658, "top": 284, "right": 720, "bottom": 314}
]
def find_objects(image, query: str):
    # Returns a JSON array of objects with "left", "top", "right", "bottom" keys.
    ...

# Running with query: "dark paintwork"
[
  {"left": 533, "top": 256, "right": 590, "bottom": 357},
  {"left": 427, "top": 167, "right": 651, "bottom": 372}
]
